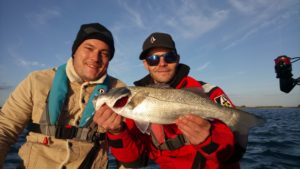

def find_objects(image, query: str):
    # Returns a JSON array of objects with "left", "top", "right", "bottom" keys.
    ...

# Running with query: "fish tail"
[{"left": 233, "top": 110, "right": 265, "bottom": 147}]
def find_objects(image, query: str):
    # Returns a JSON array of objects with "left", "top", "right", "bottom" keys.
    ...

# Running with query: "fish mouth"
[
  {"left": 111, "top": 87, "right": 132, "bottom": 108},
  {"left": 113, "top": 96, "right": 129, "bottom": 108}
]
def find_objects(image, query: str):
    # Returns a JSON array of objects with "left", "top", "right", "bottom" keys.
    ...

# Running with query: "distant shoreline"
[{"left": 237, "top": 105, "right": 300, "bottom": 109}]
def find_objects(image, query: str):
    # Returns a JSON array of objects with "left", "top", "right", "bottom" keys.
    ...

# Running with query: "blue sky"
[{"left": 0, "top": 0, "right": 299, "bottom": 107}]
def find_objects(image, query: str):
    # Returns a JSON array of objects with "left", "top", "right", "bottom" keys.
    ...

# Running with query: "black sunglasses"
[{"left": 145, "top": 51, "right": 179, "bottom": 66}]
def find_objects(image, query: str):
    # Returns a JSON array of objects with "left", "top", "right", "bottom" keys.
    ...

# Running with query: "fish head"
[{"left": 93, "top": 87, "right": 132, "bottom": 114}]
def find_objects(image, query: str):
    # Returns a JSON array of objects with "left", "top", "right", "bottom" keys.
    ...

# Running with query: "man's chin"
[{"left": 155, "top": 78, "right": 172, "bottom": 84}]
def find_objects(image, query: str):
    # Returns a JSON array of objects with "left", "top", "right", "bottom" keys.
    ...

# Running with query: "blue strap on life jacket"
[
  {"left": 79, "top": 77, "right": 109, "bottom": 127},
  {"left": 48, "top": 64, "right": 69, "bottom": 125},
  {"left": 48, "top": 64, "right": 109, "bottom": 127}
]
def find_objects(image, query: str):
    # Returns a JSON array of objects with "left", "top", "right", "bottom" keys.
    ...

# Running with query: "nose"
[
  {"left": 89, "top": 50, "right": 99, "bottom": 60},
  {"left": 158, "top": 56, "right": 167, "bottom": 66},
  {"left": 89, "top": 51, "right": 104, "bottom": 64}
]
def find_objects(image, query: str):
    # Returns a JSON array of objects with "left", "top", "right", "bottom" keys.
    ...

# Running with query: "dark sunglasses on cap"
[{"left": 145, "top": 51, "right": 179, "bottom": 66}]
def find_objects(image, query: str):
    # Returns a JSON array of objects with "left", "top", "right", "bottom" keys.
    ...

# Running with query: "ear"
[{"left": 143, "top": 60, "right": 149, "bottom": 70}]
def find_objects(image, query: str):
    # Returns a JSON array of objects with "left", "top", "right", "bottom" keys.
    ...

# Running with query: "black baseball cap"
[
  {"left": 72, "top": 23, "right": 115, "bottom": 60},
  {"left": 139, "top": 32, "right": 177, "bottom": 60}
]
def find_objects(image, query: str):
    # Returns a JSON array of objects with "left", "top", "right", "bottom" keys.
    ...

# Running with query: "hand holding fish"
[
  {"left": 93, "top": 86, "right": 265, "bottom": 147},
  {"left": 175, "top": 114, "right": 211, "bottom": 145},
  {"left": 93, "top": 104, "right": 124, "bottom": 134}
]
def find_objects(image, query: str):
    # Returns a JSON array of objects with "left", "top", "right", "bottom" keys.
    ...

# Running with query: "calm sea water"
[{"left": 3, "top": 108, "right": 300, "bottom": 169}]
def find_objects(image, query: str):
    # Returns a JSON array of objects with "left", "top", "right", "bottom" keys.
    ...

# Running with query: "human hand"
[
  {"left": 93, "top": 104, "right": 124, "bottom": 134},
  {"left": 175, "top": 114, "right": 211, "bottom": 145}
]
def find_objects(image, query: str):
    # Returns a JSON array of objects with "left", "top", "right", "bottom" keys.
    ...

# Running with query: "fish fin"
[
  {"left": 127, "top": 91, "right": 149, "bottom": 108},
  {"left": 134, "top": 121, "right": 150, "bottom": 135}
]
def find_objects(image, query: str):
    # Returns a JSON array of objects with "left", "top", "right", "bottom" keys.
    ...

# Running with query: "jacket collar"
[
  {"left": 134, "top": 63, "right": 190, "bottom": 88},
  {"left": 65, "top": 58, "right": 107, "bottom": 85}
]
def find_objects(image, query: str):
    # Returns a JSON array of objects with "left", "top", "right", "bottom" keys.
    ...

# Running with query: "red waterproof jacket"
[{"left": 107, "top": 64, "right": 242, "bottom": 169}]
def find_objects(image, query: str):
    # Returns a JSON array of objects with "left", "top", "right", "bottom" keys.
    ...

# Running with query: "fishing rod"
[{"left": 274, "top": 55, "right": 300, "bottom": 93}]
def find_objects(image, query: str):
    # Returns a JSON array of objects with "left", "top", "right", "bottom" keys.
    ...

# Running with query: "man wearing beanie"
[
  {"left": 0, "top": 23, "right": 126, "bottom": 169},
  {"left": 94, "top": 32, "right": 246, "bottom": 169}
]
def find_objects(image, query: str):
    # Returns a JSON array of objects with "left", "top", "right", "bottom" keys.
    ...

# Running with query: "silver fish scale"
[
  {"left": 129, "top": 86, "right": 210, "bottom": 106},
  {"left": 127, "top": 96, "right": 191, "bottom": 123},
  {"left": 126, "top": 86, "right": 223, "bottom": 123}
]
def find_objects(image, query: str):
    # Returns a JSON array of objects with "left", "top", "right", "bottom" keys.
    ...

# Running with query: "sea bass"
[{"left": 93, "top": 86, "right": 264, "bottom": 143}]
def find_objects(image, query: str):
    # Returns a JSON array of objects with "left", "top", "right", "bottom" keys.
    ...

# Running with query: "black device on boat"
[{"left": 274, "top": 55, "right": 300, "bottom": 93}]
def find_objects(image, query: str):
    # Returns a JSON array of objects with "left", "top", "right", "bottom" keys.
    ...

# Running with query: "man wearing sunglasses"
[{"left": 94, "top": 32, "right": 245, "bottom": 169}]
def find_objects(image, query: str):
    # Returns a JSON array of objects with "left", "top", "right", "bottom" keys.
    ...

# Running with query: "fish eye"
[{"left": 99, "top": 89, "right": 105, "bottom": 94}]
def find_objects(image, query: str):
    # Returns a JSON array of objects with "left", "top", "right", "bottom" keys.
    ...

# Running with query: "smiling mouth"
[
  {"left": 88, "top": 65, "right": 98, "bottom": 69},
  {"left": 86, "top": 63, "right": 101, "bottom": 69},
  {"left": 156, "top": 69, "right": 170, "bottom": 73}
]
